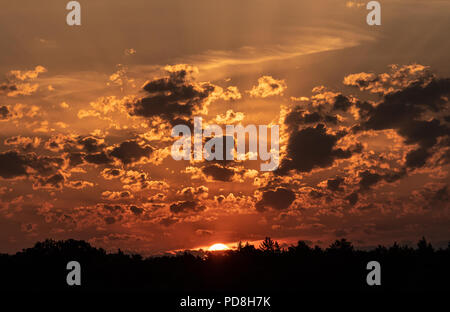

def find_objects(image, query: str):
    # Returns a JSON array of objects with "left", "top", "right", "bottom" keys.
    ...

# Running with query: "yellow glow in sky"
[{"left": 208, "top": 243, "right": 230, "bottom": 251}]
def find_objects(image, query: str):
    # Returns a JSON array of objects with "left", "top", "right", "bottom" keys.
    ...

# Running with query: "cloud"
[
  {"left": 248, "top": 76, "right": 287, "bottom": 98},
  {"left": 202, "top": 164, "right": 236, "bottom": 182},
  {"left": 8, "top": 66, "right": 47, "bottom": 81},
  {"left": 256, "top": 187, "right": 296, "bottom": 211},
  {"left": 33, "top": 173, "right": 65, "bottom": 190},
  {"left": 66, "top": 180, "right": 94, "bottom": 189},
  {"left": 169, "top": 200, "right": 205, "bottom": 213},
  {"left": 432, "top": 185, "right": 448, "bottom": 203},
  {"left": 4, "top": 136, "right": 41, "bottom": 151},
  {"left": 77, "top": 136, "right": 105, "bottom": 153},
  {"left": 284, "top": 107, "right": 338, "bottom": 128},
  {"left": 0, "top": 151, "right": 63, "bottom": 182},
  {"left": 84, "top": 152, "right": 113, "bottom": 165},
  {"left": 0, "top": 83, "right": 39, "bottom": 97},
  {"left": 124, "top": 48, "right": 136, "bottom": 56},
  {"left": 352, "top": 67, "right": 450, "bottom": 169},
  {"left": 180, "top": 26, "right": 374, "bottom": 78},
  {"left": 214, "top": 109, "right": 245, "bottom": 124},
  {"left": 327, "top": 177, "right": 345, "bottom": 192},
  {"left": 177, "top": 186, "right": 209, "bottom": 200},
  {"left": 0, "top": 84, "right": 17, "bottom": 95},
  {"left": 74, "top": 139, "right": 153, "bottom": 167},
  {"left": 0, "top": 151, "right": 65, "bottom": 189},
  {"left": 345, "top": 192, "right": 359, "bottom": 206},
  {"left": 0, "top": 106, "right": 10, "bottom": 119},
  {"left": 271, "top": 64, "right": 448, "bottom": 206},
  {"left": 101, "top": 168, "right": 124, "bottom": 180},
  {"left": 126, "top": 65, "right": 216, "bottom": 125},
  {"left": 129, "top": 205, "right": 144, "bottom": 215},
  {"left": 358, "top": 170, "right": 383, "bottom": 191},
  {"left": 216, "top": 86, "right": 242, "bottom": 101},
  {"left": 160, "top": 217, "right": 178, "bottom": 227},
  {"left": 343, "top": 64, "right": 434, "bottom": 95},
  {"left": 195, "top": 229, "right": 213, "bottom": 236},
  {"left": 277, "top": 124, "right": 355, "bottom": 175},
  {"left": 0, "top": 151, "right": 29, "bottom": 179},
  {"left": 332, "top": 94, "right": 353, "bottom": 112},
  {"left": 0, "top": 66, "right": 47, "bottom": 97},
  {"left": 357, "top": 169, "right": 405, "bottom": 191},
  {"left": 101, "top": 190, "right": 133, "bottom": 200},
  {"left": 66, "top": 152, "right": 85, "bottom": 167},
  {"left": 109, "top": 140, "right": 153, "bottom": 165}
]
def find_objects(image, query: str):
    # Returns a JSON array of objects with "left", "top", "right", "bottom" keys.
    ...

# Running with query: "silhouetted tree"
[
  {"left": 288, "top": 240, "right": 312, "bottom": 256},
  {"left": 417, "top": 237, "right": 434, "bottom": 254},
  {"left": 327, "top": 238, "right": 354, "bottom": 255},
  {"left": 0, "top": 237, "right": 447, "bottom": 292},
  {"left": 259, "top": 237, "right": 281, "bottom": 254}
]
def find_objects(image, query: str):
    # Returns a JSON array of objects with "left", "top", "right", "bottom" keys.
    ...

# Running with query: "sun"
[{"left": 208, "top": 243, "right": 230, "bottom": 251}]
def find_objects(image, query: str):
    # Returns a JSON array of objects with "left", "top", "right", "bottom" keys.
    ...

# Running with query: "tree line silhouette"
[{"left": 0, "top": 237, "right": 448, "bottom": 292}]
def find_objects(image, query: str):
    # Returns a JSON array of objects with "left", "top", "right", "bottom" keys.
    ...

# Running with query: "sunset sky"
[{"left": 0, "top": 0, "right": 449, "bottom": 255}]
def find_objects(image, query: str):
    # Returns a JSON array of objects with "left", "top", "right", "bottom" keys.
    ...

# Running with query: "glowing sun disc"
[{"left": 208, "top": 243, "right": 230, "bottom": 251}]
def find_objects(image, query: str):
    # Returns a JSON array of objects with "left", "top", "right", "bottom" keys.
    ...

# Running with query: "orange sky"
[{"left": 0, "top": 0, "right": 449, "bottom": 255}]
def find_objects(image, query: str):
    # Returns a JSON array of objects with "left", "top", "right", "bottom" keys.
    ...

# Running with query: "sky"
[{"left": 0, "top": 0, "right": 449, "bottom": 255}]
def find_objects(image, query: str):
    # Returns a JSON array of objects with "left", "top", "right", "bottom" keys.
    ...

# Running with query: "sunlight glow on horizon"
[{"left": 208, "top": 243, "right": 230, "bottom": 251}]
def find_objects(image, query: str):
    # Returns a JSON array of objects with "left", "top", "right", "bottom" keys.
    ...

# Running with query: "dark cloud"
[
  {"left": 347, "top": 169, "right": 406, "bottom": 204},
  {"left": 358, "top": 78, "right": 450, "bottom": 168},
  {"left": 0, "top": 83, "right": 17, "bottom": 94},
  {"left": 284, "top": 107, "right": 338, "bottom": 131},
  {"left": 399, "top": 119, "right": 448, "bottom": 148},
  {"left": 77, "top": 136, "right": 104, "bottom": 153},
  {"left": 70, "top": 139, "right": 154, "bottom": 167},
  {"left": 178, "top": 186, "right": 208, "bottom": 200},
  {"left": 28, "top": 155, "right": 64, "bottom": 176},
  {"left": 130, "top": 205, "right": 144, "bottom": 215},
  {"left": 126, "top": 67, "right": 215, "bottom": 125},
  {"left": 109, "top": 140, "right": 153, "bottom": 165},
  {"left": 0, "top": 105, "right": 10, "bottom": 119},
  {"left": 327, "top": 177, "right": 345, "bottom": 192},
  {"left": 256, "top": 187, "right": 296, "bottom": 211},
  {"left": 84, "top": 152, "right": 113, "bottom": 165},
  {"left": 358, "top": 170, "right": 383, "bottom": 191},
  {"left": 216, "top": 195, "right": 225, "bottom": 203},
  {"left": 160, "top": 217, "right": 178, "bottom": 227},
  {"left": 277, "top": 124, "right": 354, "bottom": 175},
  {"left": 104, "top": 204, "right": 123, "bottom": 212},
  {"left": 34, "top": 173, "right": 65, "bottom": 190},
  {"left": 405, "top": 147, "right": 431, "bottom": 168},
  {"left": 332, "top": 94, "right": 352, "bottom": 112},
  {"left": 66, "top": 152, "right": 85, "bottom": 167},
  {"left": 0, "top": 151, "right": 29, "bottom": 179},
  {"left": 418, "top": 185, "right": 449, "bottom": 209},
  {"left": 345, "top": 192, "right": 359, "bottom": 206},
  {"left": 309, "top": 190, "right": 324, "bottom": 199},
  {"left": 119, "top": 191, "right": 131, "bottom": 198},
  {"left": 0, "top": 151, "right": 64, "bottom": 180},
  {"left": 169, "top": 200, "right": 205, "bottom": 213},
  {"left": 433, "top": 185, "right": 448, "bottom": 202},
  {"left": 202, "top": 163, "right": 235, "bottom": 182},
  {"left": 359, "top": 168, "right": 405, "bottom": 188},
  {"left": 102, "top": 168, "right": 123, "bottom": 178}
]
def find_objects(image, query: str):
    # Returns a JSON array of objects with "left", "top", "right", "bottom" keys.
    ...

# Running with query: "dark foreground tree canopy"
[{"left": 0, "top": 237, "right": 448, "bottom": 292}]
